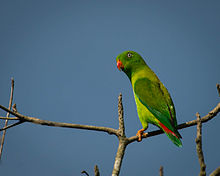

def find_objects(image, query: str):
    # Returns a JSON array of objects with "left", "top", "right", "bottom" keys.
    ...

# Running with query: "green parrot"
[{"left": 116, "top": 51, "right": 182, "bottom": 147}]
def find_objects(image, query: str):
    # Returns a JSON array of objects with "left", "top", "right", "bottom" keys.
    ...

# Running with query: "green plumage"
[{"left": 116, "top": 51, "right": 182, "bottom": 147}]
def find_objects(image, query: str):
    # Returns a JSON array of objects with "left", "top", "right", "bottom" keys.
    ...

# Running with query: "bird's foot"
[{"left": 136, "top": 129, "right": 146, "bottom": 142}]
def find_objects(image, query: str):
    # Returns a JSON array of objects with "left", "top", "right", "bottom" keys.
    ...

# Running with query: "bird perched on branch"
[{"left": 116, "top": 51, "right": 182, "bottom": 147}]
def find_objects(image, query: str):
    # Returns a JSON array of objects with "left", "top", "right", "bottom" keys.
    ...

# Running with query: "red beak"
[{"left": 117, "top": 59, "right": 124, "bottom": 71}]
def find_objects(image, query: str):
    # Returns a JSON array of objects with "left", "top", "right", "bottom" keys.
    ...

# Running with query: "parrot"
[{"left": 116, "top": 51, "right": 182, "bottom": 147}]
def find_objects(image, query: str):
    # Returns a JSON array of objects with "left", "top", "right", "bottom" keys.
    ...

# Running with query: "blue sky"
[{"left": 0, "top": 1, "right": 220, "bottom": 175}]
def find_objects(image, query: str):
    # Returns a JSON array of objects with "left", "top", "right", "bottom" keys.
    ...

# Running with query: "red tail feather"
[{"left": 159, "top": 122, "right": 178, "bottom": 138}]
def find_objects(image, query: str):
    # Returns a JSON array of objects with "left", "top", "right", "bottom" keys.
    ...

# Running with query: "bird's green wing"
[{"left": 134, "top": 77, "right": 178, "bottom": 133}]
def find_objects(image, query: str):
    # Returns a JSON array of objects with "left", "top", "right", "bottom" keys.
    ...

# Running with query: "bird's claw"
[{"left": 136, "top": 129, "right": 146, "bottom": 142}]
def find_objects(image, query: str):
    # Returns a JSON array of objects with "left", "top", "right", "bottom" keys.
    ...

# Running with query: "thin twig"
[
  {"left": 210, "top": 166, "right": 220, "bottom": 176},
  {"left": 0, "top": 121, "right": 24, "bottom": 131},
  {"left": 159, "top": 166, "right": 163, "bottom": 176},
  {"left": 195, "top": 112, "right": 206, "bottom": 176},
  {"left": 0, "top": 117, "right": 19, "bottom": 120},
  {"left": 0, "top": 78, "right": 14, "bottom": 159}
]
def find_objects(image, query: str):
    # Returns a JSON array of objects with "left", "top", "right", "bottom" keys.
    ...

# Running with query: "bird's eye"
[{"left": 127, "top": 52, "right": 132, "bottom": 58}]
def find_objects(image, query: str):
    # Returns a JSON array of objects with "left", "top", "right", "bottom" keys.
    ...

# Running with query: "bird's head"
[{"left": 116, "top": 51, "right": 146, "bottom": 78}]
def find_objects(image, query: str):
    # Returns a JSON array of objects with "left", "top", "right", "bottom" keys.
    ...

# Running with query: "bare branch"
[
  {"left": 0, "top": 78, "right": 14, "bottom": 159},
  {"left": 210, "top": 166, "right": 220, "bottom": 176},
  {"left": 112, "top": 140, "right": 127, "bottom": 176},
  {"left": 0, "top": 121, "right": 24, "bottom": 131},
  {"left": 159, "top": 166, "right": 164, "bottom": 176},
  {"left": 0, "top": 94, "right": 219, "bottom": 169},
  {"left": 0, "top": 117, "right": 19, "bottom": 120},
  {"left": 118, "top": 93, "right": 125, "bottom": 137},
  {"left": 0, "top": 87, "right": 219, "bottom": 144},
  {"left": 0, "top": 105, "right": 118, "bottom": 136},
  {"left": 112, "top": 94, "right": 128, "bottom": 176},
  {"left": 127, "top": 103, "right": 220, "bottom": 144},
  {"left": 195, "top": 112, "right": 206, "bottom": 176}
]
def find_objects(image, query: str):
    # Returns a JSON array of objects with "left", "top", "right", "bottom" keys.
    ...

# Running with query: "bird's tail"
[{"left": 159, "top": 122, "right": 182, "bottom": 147}]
